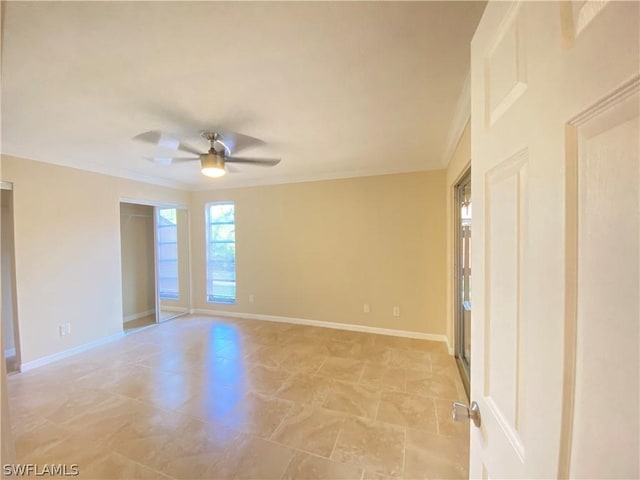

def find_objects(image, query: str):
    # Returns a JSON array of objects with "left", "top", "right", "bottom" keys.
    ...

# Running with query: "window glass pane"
[
  {"left": 207, "top": 261, "right": 236, "bottom": 281},
  {"left": 208, "top": 242, "right": 235, "bottom": 260},
  {"left": 209, "top": 223, "right": 235, "bottom": 242},
  {"left": 209, "top": 204, "right": 235, "bottom": 223},
  {"left": 206, "top": 203, "right": 236, "bottom": 303},
  {"left": 208, "top": 281, "right": 236, "bottom": 302}
]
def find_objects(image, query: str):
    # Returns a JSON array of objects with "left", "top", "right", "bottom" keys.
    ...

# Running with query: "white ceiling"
[{"left": 1, "top": 1, "right": 485, "bottom": 190}]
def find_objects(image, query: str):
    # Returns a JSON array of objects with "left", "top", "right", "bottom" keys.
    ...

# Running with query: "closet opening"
[
  {"left": 119, "top": 201, "right": 190, "bottom": 334},
  {"left": 2, "top": 182, "right": 20, "bottom": 374},
  {"left": 120, "top": 203, "right": 156, "bottom": 333}
]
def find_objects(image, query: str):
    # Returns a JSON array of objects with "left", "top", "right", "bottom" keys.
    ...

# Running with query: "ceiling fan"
[{"left": 134, "top": 130, "right": 280, "bottom": 178}]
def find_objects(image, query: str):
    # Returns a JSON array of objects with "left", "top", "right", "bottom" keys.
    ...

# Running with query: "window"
[
  {"left": 157, "top": 208, "right": 179, "bottom": 300},
  {"left": 206, "top": 202, "right": 236, "bottom": 303}
]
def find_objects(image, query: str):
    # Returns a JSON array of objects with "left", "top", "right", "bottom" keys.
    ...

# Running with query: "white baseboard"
[
  {"left": 4, "top": 347, "right": 15, "bottom": 358},
  {"left": 20, "top": 332, "right": 125, "bottom": 372},
  {"left": 123, "top": 309, "right": 155, "bottom": 323},
  {"left": 192, "top": 309, "right": 450, "bottom": 347},
  {"left": 17, "top": 311, "right": 452, "bottom": 373}
]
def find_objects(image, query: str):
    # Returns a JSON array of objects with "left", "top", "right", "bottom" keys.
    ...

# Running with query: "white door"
[{"left": 469, "top": 1, "right": 639, "bottom": 478}]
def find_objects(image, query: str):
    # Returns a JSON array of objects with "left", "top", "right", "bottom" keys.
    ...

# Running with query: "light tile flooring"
[{"left": 7, "top": 315, "right": 469, "bottom": 479}]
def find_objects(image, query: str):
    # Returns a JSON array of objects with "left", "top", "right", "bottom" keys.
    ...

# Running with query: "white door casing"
[{"left": 470, "top": 1, "right": 639, "bottom": 478}]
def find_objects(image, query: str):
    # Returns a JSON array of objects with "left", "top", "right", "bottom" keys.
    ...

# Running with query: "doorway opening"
[
  {"left": 119, "top": 201, "right": 191, "bottom": 334},
  {"left": 2, "top": 183, "right": 21, "bottom": 374},
  {"left": 454, "top": 169, "right": 471, "bottom": 397},
  {"left": 120, "top": 203, "right": 156, "bottom": 333}
]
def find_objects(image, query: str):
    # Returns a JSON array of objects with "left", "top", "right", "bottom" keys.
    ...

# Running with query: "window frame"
[{"left": 205, "top": 201, "right": 236, "bottom": 304}]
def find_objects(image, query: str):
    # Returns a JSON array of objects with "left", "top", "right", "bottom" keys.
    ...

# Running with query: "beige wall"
[
  {"left": 1, "top": 153, "right": 450, "bottom": 365},
  {"left": 445, "top": 121, "right": 471, "bottom": 350},
  {"left": 191, "top": 171, "right": 447, "bottom": 335},
  {"left": 0, "top": 155, "right": 189, "bottom": 364},
  {"left": 120, "top": 203, "right": 155, "bottom": 320}
]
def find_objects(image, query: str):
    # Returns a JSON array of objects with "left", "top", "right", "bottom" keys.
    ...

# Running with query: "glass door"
[{"left": 455, "top": 170, "right": 472, "bottom": 396}]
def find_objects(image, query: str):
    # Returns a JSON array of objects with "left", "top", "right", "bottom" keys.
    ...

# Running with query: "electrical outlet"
[
  {"left": 393, "top": 306, "right": 400, "bottom": 317},
  {"left": 59, "top": 323, "right": 71, "bottom": 336},
  {"left": 249, "top": 294, "right": 255, "bottom": 303},
  {"left": 363, "top": 303, "right": 370, "bottom": 313}
]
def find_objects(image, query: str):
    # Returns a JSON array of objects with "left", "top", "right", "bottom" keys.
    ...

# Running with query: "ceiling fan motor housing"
[{"left": 201, "top": 151, "right": 225, "bottom": 170}]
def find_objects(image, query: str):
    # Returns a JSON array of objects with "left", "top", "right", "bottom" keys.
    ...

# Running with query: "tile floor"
[{"left": 7, "top": 315, "right": 469, "bottom": 479}]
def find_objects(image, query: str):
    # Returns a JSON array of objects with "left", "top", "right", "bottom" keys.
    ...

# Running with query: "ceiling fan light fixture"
[
  {"left": 201, "top": 166, "right": 226, "bottom": 178},
  {"left": 200, "top": 152, "right": 226, "bottom": 178}
]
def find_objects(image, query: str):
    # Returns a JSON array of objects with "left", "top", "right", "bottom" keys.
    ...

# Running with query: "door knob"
[{"left": 452, "top": 401, "right": 481, "bottom": 427}]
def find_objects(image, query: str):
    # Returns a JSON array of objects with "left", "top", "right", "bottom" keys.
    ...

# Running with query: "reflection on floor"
[
  {"left": 123, "top": 314, "right": 156, "bottom": 333},
  {"left": 8, "top": 315, "right": 469, "bottom": 479}
]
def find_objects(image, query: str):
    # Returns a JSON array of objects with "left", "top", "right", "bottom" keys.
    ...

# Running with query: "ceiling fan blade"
[
  {"left": 217, "top": 131, "right": 266, "bottom": 155},
  {"left": 134, "top": 130, "right": 202, "bottom": 156},
  {"left": 176, "top": 143, "right": 202, "bottom": 156},
  {"left": 225, "top": 156, "right": 281, "bottom": 167},
  {"left": 134, "top": 130, "right": 178, "bottom": 148},
  {"left": 145, "top": 156, "right": 199, "bottom": 165}
]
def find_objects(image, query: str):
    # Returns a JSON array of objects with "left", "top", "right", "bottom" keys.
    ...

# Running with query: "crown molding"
[
  {"left": 2, "top": 154, "right": 447, "bottom": 193},
  {"left": 189, "top": 164, "right": 443, "bottom": 192},
  {"left": 441, "top": 72, "right": 471, "bottom": 169},
  {"left": 0, "top": 152, "right": 193, "bottom": 191}
]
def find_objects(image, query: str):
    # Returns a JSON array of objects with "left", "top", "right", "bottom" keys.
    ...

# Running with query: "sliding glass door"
[{"left": 455, "top": 170, "right": 471, "bottom": 395}]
